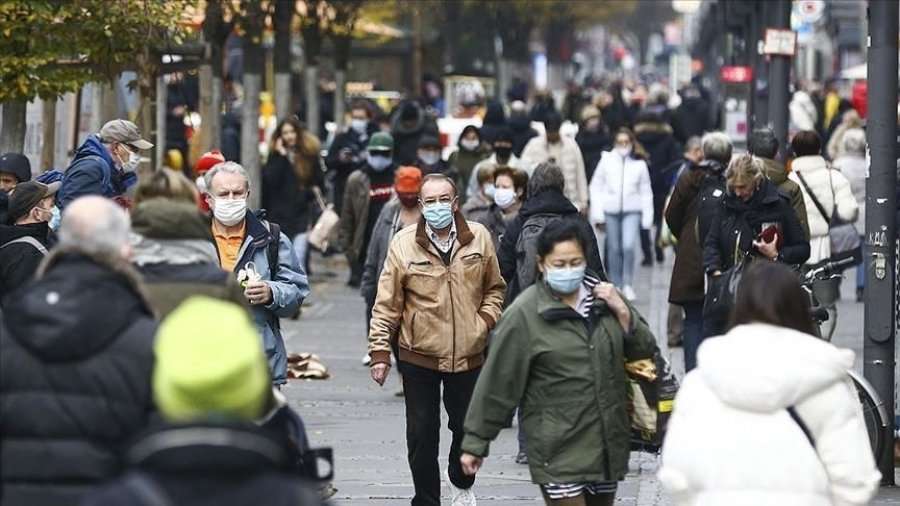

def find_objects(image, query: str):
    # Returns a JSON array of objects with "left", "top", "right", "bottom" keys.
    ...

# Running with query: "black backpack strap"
[
  {"left": 266, "top": 221, "right": 281, "bottom": 280},
  {"left": 795, "top": 172, "right": 831, "bottom": 226},
  {"left": 787, "top": 406, "right": 816, "bottom": 448}
]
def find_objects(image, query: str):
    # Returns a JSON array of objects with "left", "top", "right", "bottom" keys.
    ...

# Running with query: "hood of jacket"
[
  {"left": 790, "top": 155, "right": 829, "bottom": 175},
  {"left": 508, "top": 113, "right": 532, "bottom": 132},
  {"left": 0, "top": 221, "right": 49, "bottom": 245},
  {"left": 520, "top": 188, "right": 579, "bottom": 218},
  {"left": 4, "top": 247, "right": 153, "bottom": 361},
  {"left": 483, "top": 100, "right": 506, "bottom": 126},
  {"left": 131, "top": 199, "right": 214, "bottom": 241},
  {"left": 391, "top": 103, "right": 426, "bottom": 136},
  {"left": 696, "top": 323, "right": 854, "bottom": 413},
  {"left": 759, "top": 157, "right": 788, "bottom": 185},
  {"left": 698, "top": 159, "right": 726, "bottom": 175},
  {"left": 72, "top": 133, "right": 116, "bottom": 169}
]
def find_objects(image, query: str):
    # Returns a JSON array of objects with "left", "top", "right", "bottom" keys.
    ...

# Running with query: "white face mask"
[
  {"left": 493, "top": 188, "right": 517, "bottom": 209},
  {"left": 123, "top": 150, "right": 141, "bottom": 172},
  {"left": 460, "top": 138, "right": 479, "bottom": 151},
  {"left": 615, "top": 145, "right": 632, "bottom": 158},
  {"left": 213, "top": 197, "right": 247, "bottom": 226},
  {"left": 350, "top": 119, "right": 368, "bottom": 134},
  {"left": 419, "top": 151, "right": 441, "bottom": 166}
]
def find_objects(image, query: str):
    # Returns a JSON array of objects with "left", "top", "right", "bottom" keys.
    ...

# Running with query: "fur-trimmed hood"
[{"left": 4, "top": 246, "right": 155, "bottom": 361}]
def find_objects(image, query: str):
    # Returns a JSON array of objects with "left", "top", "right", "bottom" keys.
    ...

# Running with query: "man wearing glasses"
[
  {"left": 57, "top": 119, "right": 153, "bottom": 211},
  {"left": 368, "top": 173, "right": 506, "bottom": 506}
]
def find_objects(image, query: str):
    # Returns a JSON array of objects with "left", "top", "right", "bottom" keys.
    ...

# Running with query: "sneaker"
[
  {"left": 515, "top": 451, "right": 529, "bottom": 465},
  {"left": 361, "top": 353, "right": 371, "bottom": 366},
  {"left": 446, "top": 470, "right": 476, "bottom": 506},
  {"left": 622, "top": 285, "right": 637, "bottom": 301}
]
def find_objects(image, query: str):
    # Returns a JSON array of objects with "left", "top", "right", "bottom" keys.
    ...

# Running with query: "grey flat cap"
[{"left": 99, "top": 119, "right": 153, "bottom": 150}]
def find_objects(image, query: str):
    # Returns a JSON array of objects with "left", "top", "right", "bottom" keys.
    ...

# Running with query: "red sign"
[{"left": 720, "top": 66, "right": 753, "bottom": 83}]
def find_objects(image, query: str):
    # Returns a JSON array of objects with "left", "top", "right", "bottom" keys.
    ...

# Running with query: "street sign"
[
  {"left": 720, "top": 66, "right": 753, "bottom": 83},
  {"left": 796, "top": 0, "right": 826, "bottom": 25},
  {"left": 764, "top": 28, "right": 797, "bottom": 56}
]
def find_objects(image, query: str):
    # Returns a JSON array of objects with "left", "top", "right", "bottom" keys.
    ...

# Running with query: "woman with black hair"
[
  {"left": 460, "top": 220, "right": 657, "bottom": 506},
  {"left": 660, "top": 261, "right": 880, "bottom": 505}
]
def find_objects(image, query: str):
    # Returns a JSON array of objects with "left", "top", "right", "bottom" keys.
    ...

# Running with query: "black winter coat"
[
  {"left": 634, "top": 121, "right": 681, "bottom": 197},
  {"left": 509, "top": 114, "right": 539, "bottom": 158},
  {"left": 575, "top": 128, "right": 611, "bottom": 182},
  {"left": 0, "top": 222, "right": 51, "bottom": 306},
  {"left": 0, "top": 250, "right": 156, "bottom": 506},
  {"left": 81, "top": 423, "right": 324, "bottom": 506},
  {"left": 325, "top": 126, "right": 375, "bottom": 214},
  {"left": 498, "top": 189, "right": 605, "bottom": 302},
  {"left": 703, "top": 179, "right": 811, "bottom": 273},
  {"left": 390, "top": 107, "right": 440, "bottom": 166},
  {"left": 671, "top": 97, "right": 712, "bottom": 144},
  {"left": 261, "top": 151, "right": 324, "bottom": 239}
]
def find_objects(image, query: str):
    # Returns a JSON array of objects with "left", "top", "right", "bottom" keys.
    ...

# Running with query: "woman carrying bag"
[{"left": 459, "top": 221, "right": 657, "bottom": 506}]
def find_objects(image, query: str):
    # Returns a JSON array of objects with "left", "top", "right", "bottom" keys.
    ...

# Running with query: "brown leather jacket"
[{"left": 368, "top": 212, "right": 506, "bottom": 372}]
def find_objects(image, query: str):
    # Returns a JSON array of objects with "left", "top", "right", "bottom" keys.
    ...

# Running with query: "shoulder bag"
[
  {"left": 795, "top": 170, "right": 861, "bottom": 264},
  {"left": 308, "top": 186, "right": 340, "bottom": 253}
]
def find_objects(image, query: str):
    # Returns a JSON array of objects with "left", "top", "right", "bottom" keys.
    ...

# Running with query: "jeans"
[
  {"left": 682, "top": 301, "right": 704, "bottom": 372},
  {"left": 398, "top": 361, "right": 480, "bottom": 506},
  {"left": 604, "top": 212, "right": 641, "bottom": 287},
  {"left": 292, "top": 232, "right": 309, "bottom": 273}
]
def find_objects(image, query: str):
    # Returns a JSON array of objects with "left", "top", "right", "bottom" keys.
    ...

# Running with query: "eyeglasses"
[{"left": 421, "top": 195, "right": 455, "bottom": 206}]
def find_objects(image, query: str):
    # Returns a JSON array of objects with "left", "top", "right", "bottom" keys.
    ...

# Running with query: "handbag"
[
  {"left": 625, "top": 351, "right": 679, "bottom": 452},
  {"left": 795, "top": 170, "right": 862, "bottom": 265},
  {"left": 702, "top": 237, "right": 749, "bottom": 336},
  {"left": 307, "top": 186, "right": 339, "bottom": 253}
]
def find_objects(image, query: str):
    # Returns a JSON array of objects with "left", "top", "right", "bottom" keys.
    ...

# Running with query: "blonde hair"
[
  {"left": 725, "top": 154, "right": 764, "bottom": 190},
  {"left": 134, "top": 168, "right": 199, "bottom": 207}
]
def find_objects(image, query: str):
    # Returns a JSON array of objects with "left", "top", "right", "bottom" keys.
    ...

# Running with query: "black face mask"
[{"left": 494, "top": 146, "right": 512, "bottom": 159}]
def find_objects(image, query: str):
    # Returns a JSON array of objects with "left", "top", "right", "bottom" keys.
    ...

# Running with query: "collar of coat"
[
  {"left": 535, "top": 270, "right": 604, "bottom": 322},
  {"left": 36, "top": 244, "right": 156, "bottom": 317},
  {"left": 233, "top": 211, "right": 277, "bottom": 268},
  {"left": 414, "top": 210, "right": 474, "bottom": 252}
]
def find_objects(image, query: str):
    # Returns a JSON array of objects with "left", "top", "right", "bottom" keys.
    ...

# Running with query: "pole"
[
  {"left": 864, "top": 0, "right": 897, "bottom": 486},
  {"left": 767, "top": 0, "right": 790, "bottom": 161}
]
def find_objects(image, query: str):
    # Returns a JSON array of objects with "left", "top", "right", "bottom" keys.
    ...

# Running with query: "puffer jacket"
[
  {"left": 520, "top": 135, "right": 588, "bottom": 211},
  {"left": 832, "top": 154, "right": 867, "bottom": 232},
  {"left": 131, "top": 199, "right": 247, "bottom": 318},
  {"left": 589, "top": 150, "right": 654, "bottom": 229},
  {"left": 0, "top": 248, "right": 156, "bottom": 506},
  {"left": 57, "top": 134, "right": 137, "bottom": 210},
  {"left": 0, "top": 222, "right": 51, "bottom": 305},
  {"left": 789, "top": 155, "right": 859, "bottom": 264},
  {"left": 221, "top": 211, "right": 309, "bottom": 384},
  {"left": 462, "top": 276, "right": 656, "bottom": 484},
  {"left": 660, "top": 323, "right": 881, "bottom": 506},
  {"left": 368, "top": 213, "right": 506, "bottom": 373},
  {"left": 760, "top": 157, "right": 810, "bottom": 240}
]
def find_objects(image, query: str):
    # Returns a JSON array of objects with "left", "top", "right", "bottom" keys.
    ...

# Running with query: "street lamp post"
[
  {"left": 767, "top": 0, "right": 791, "bottom": 161},
  {"left": 864, "top": 0, "right": 898, "bottom": 486}
]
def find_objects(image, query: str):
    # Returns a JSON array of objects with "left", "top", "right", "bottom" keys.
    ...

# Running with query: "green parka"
[{"left": 461, "top": 280, "right": 657, "bottom": 484}]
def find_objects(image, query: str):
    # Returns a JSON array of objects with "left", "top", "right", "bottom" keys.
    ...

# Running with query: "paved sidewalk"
[{"left": 280, "top": 253, "right": 899, "bottom": 504}]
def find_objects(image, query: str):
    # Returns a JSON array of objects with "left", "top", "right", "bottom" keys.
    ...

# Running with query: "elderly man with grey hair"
[
  {"left": 0, "top": 196, "right": 157, "bottom": 505},
  {"left": 664, "top": 131, "right": 734, "bottom": 371},
  {"left": 203, "top": 161, "right": 309, "bottom": 385}
]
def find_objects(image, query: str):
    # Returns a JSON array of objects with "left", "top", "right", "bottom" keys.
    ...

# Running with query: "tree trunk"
[
  {"left": 274, "top": 0, "right": 293, "bottom": 120},
  {"left": 0, "top": 101, "right": 28, "bottom": 153},
  {"left": 155, "top": 75, "right": 167, "bottom": 171},
  {"left": 198, "top": 62, "right": 216, "bottom": 153},
  {"left": 304, "top": 65, "right": 319, "bottom": 139},
  {"left": 40, "top": 99, "right": 56, "bottom": 171},
  {"left": 200, "top": 0, "right": 225, "bottom": 153},
  {"left": 411, "top": 4, "right": 423, "bottom": 97},
  {"left": 333, "top": 35, "right": 352, "bottom": 129},
  {"left": 243, "top": 36, "right": 264, "bottom": 209}
]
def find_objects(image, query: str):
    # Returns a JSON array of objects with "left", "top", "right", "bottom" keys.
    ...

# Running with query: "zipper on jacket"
[{"left": 448, "top": 265, "right": 456, "bottom": 369}]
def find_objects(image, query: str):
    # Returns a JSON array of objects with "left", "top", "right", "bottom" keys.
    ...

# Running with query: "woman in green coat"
[{"left": 460, "top": 221, "right": 657, "bottom": 506}]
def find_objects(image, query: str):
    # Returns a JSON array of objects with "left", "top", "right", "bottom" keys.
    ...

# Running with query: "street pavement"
[{"left": 281, "top": 252, "right": 900, "bottom": 504}]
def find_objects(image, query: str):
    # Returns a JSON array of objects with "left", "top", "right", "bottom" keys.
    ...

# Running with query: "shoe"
[
  {"left": 446, "top": 470, "right": 476, "bottom": 506},
  {"left": 515, "top": 451, "right": 529, "bottom": 465},
  {"left": 856, "top": 287, "right": 864, "bottom": 303},
  {"left": 622, "top": 285, "right": 637, "bottom": 301},
  {"left": 667, "top": 336, "right": 683, "bottom": 348},
  {"left": 641, "top": 258, "right": 653, "bottom": 267},
  {"left": 655, "top": 249, "right": 664, "bottom": 263},
  {"left": 362, "top": 353, "right": 371, "bottom": 366}
]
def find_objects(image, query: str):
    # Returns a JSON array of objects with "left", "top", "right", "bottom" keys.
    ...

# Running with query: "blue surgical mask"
[
  {"left": 48, "top": 205, "right": 62, "bottom": 231},
  {"left": 422, "top": 202, "right": 454, "bottom": 229},
  {"left": 545, "top": 265, "right": 586, "bottom": 294},
  {"left": 367, "top": 152, "right": 392, "bottom": 172}
]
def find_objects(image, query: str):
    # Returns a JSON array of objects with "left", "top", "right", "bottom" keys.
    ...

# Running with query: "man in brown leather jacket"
[{"left": 368, "top": 173, "right": 506, "bottom": 506}]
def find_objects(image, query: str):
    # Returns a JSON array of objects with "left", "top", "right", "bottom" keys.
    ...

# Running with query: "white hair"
[
  {"left": 701, "top": 131, "right": 733, "bottom": 165},
  {"left": 58, "top": 197, "right": 131, "bottom": 257},
  {"left": 203, "top": 161, "right": 249, "bottom": 194},
  {"left": 841, "top": 128, "right": 866, "bottom": 156}
]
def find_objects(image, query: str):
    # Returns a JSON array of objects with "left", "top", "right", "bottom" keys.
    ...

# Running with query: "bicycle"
[{"left": 801, "top": 257, "right": 890, "bottom": 460}]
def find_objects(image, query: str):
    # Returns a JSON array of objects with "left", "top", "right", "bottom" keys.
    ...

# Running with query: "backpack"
[
  {"left": 514, "top": 213, "right": 560, "bottom": 294},
  {"left": 695, "top": 170, "right": 726, "bottom": 245},
  {"left": 266, "top": 221, "right": 281, "bottom": 279}
]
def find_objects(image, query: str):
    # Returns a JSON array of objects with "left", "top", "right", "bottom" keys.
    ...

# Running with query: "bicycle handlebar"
[{"left": 803, "top": 256, "right": 857, "bottom": 281}]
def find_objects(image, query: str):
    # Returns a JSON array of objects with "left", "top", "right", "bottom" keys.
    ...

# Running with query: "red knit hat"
[
  {"left": 194, "top": 150, "right": 225, "bottom": 177},
  {"left": 394, "top": 166, "right": 422, "bottom": 193}
]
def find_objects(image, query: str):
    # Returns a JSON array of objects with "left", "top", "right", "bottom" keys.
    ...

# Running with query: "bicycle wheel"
[{"left": 847, "top": 370, "right": 889, "bottom": 460}]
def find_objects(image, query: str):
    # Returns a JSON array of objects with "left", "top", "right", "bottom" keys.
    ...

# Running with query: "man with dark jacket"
[
  {"left": 57, "top": 119, "right": 153, "bottom": 210},
  {"left": 0, "top": 181, "right": 57, "bottom": 305},
  {"left": 0, "top": 152, "right": 33, "bottom": 225},
  {"left": 671, "top": 84, "right": 713, "bottom": 144},
  {"left": 498, "top": 162, "right": 605, "bottom": 303},
  {"left": 82, "top": 297, "right": 323, "bottom": 506},
  {"left": 339, "top": 132, "right": 397, "bottom": 287},
  {"left": 665, "top": 131, "right": 732, "bottom": 371},
  {"left": 326, "top": 102, "right": 378, "bottom": 214},
  {"left": 390, "top": 101, "right": 439, "bottom": 166},
  {"left": 748, "top": 128, "right": 810, "bottom": 239},
  {"left": 634, "top": 109, "right": 682, "bottom": 264},
  {"left": 508, "top": 100, "right": 539, "bottom": 157},
  {"left": 0, "top": 196, "right": 156, "bottom": 506}
]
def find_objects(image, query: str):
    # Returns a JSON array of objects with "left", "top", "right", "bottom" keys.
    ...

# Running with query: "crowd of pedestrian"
[{"left": 0, "top": 70, "right": 894, "bottom": 506}]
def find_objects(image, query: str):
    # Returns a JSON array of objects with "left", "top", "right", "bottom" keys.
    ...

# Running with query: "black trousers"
[{"left": 399, "top": 361, "right": 480, "bottom": 506}]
